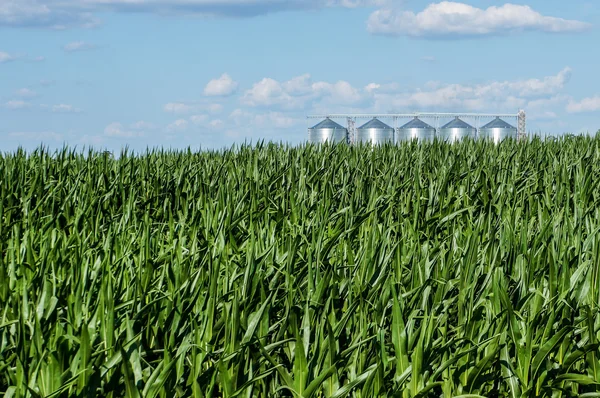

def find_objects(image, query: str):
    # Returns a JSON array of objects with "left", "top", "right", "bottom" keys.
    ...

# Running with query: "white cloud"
[
  {"left": 0, "top": 51, "right": 16, "bottom": 63},
  {"left": 367, "top": 68, "right": 571, "bottom": 113},
  {"left": 367, "top": 2, "right": 591, "bottom": 38},
  {"left": 0, "top": 0, "right": 376, "bottom": 29},
  {"left": 243, "top": 78, "right": 297, "bottom": 108},
  {"left": 229, "top": 109, "right": 299, "bottom": 129},
  {"left": 254, "top": 112, "right": 299, "bottom": 128},
  {"left": 187, "top": 114, "right": 225, "bottom": 129},
  {"left": 365, "top": 83, "right": 381, "bottom": 93},
  {"left": 104, "top": 122, "right": 144, "bottom": 137},
  {"left": 0, "top": 52, "right": 45, "bottom": 63},
  {"left": 208, "top": 104, "right": 223, "bottom": 114},
  {"left": 313, "top": 80, "right": 363, "bottom": 105},
  {"left": 229, "top": 109, "right": 253, "bottom": 125},
  {"left": 526, "top": 95, "right": 569, "bottom": 119},
  {"left": 51, "top": 104, "right": 82, "bottom": 113},
  {"left": 0, "top": 0, "right": 99, "bottom": 29},
  {"left": 209, "top": 119, "right": 224, "bottom": 129},
  {"left": 63, "top": 41, "right": 96, "bottom": 52},
  {"left": 164, "top": 101, "right": 222, "bottom": 114},
  {"left": 507, "top": 68, "right": 572, "bottom": 97},
  {"left": 282, "top": 74, "right": 314, "bottom": 96},
  {"left": 130, "top": 120, "right": 155, "bottom": 130},
  {"left": 164, "top": 102, "right": 194, "bottom": 114},
  {"left": 166, "top": 119, "right": 189, "bottom": 132},
  {"left": 238, "top": 68, "right": 570, "bottom": 119},
  {"left": 190, "top": 114, "right": 209, "bottom": 124},
  {"left": 15, "top": 88, "right": 37, "bottom": 98},
  {"left": 204, "top": 73, "right": 238, "bottom": 97},
  {"left": 421, "top": 56, "right": 436, "bottom": 63},
  {"left": 243, "top": 69, "right": 571, "bottom": 115},
  {"left": 242, "top": 74, "right": 364, "bottom": 109},
  {"left": 364, "top": 82, "right": 400, "bottom": 94},
  {"left": 4, "top": 100, "right": 30, "bottom": 109},
  {"left": 567, "top": 96, "right": 600, "bottom": 113}
]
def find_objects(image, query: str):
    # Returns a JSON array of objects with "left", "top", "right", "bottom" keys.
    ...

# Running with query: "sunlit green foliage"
[{"left": 2, "top": 137, "right": 600, "bottom": 397}]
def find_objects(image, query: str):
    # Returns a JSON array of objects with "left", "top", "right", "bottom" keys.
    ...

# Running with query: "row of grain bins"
[{"left": 308, "top": 116, "right": 517, "bottom": 144}]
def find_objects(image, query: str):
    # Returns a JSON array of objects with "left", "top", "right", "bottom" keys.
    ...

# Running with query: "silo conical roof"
[
  {"left": 358, "top": 118, "right": 393, "bottom": 130},
  {"left": 481, "top": 117, "right": 515, "bottom": 129},
  {"left": 400, "top": 117, "right": 434, "bottom": 129},
  {"left": 310, "top": 118, "right": 346, "bottom": 130},
  {"left": 441, "top": 117, "right": 474, "bottom": 129}
]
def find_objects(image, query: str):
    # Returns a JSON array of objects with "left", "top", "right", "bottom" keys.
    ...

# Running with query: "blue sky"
[{"left": 1, "top": 0, "right": 599, "bottom": 151}]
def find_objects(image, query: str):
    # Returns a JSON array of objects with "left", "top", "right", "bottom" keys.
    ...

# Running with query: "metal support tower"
[
  {"left": 517, "top": 109, "right": 527, "bottom": 141},
  {"left": 347, "top": 117, "right": 356, "bottom": 144}
]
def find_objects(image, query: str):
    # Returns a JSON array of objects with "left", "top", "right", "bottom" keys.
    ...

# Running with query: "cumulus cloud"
[
  {"left": 63, "top": 41, "right": 96, "bottom": 52},
  {"left": 4, "top": 100, "right": 31, "bottom": 109},
  {"left": 526, "top": 95, "right": 569, "bottom": 120},
  {"left": 238, "top": 68, "right": 571, "bottom": 118},
  {"left": 242, "top": 74, "right": 364, "bottom": 109},
  {"left": 254, "top": 112, "right": 299, "bottom": 128},
  {"left": 243, "top": 78, "right": 297, "bottom": 108},
  {"left": 366, "top": 68, "right": 572, "bottom": 112},
  {"left": 190, "top": 114, "right": 209, "bottom": 124},
  {"left": 209, "top": 119, "right": 224, "bottom": 129},
  {"left": 85, "top": 0, "right": 383, "bottom": 16},
  {"left": 130, "top": 121, "right": 155, "bottom": 130},
  {"left": 1, "top": 52, "right": 45, "bottom": 63},
  {"left": 204, "top": 73, "right": 238, "bottom": 97},
  {"left": 51, "top": 104, "right": 82, "bottom": 113},
  {"left": 0, "top": 51, "right": 16, "bottom": 63},
  {"left": 164, "top": 101, "right": 223, "bottom": 114},
  {"left": 0, "top": 0, "right": 378, "bottom": 29},
  {"left": 0, "top": 0, "right": 99, "bottom": 29},
  {"left": 567, "top": 96, "right": 600, "bottom": 113},
  {"left": 229, "top": 109, "right": 254, "bottom": 125},
  {"left": 15, "top": 88, "right": 38, "bottom": 98},
  {"left": 207, "top": 103, "right": 223, "bottom": 114},
  {"left": 164, "top": 102, "right": 194, "bottom": 114},
  {"left": 367, "top": 2, "right": 591, "bottom": 38},
  {"left": 166, "top": 119, "right": 189, "bottom": 133},
  {"left": 313, "top": 81, "right": 363, "bottom": 104},
  {"left": 229, "top": 109, "right": 300, "bottom": 129},
  {"left": 104, "top": 122, "right": 144, "bottom": 137}
]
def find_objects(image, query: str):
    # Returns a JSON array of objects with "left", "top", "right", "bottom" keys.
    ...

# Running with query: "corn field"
[{"left": 2, "top": 137, "right": 600, "bottom": 397}]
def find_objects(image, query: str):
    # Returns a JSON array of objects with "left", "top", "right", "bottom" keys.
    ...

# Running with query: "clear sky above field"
[{"left": 1, "top": 0, "right": 599, "bottom": 151}]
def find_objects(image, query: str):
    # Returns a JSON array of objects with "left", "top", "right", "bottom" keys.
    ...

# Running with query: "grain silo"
[
  {"left": 356, "top": 118, "right": 394, "bottom": 145},
  {"left": 438, "top": 117, "right": 476, "bottom": 142},
  {"left": 308, "top": 118, "right": 348, "bottom": 144},
  {"left": 479, "top": 117, "right": 517, "bottom": 143},
  {"left": 397, "top": 117, "right": 436, "bottom": 142}
]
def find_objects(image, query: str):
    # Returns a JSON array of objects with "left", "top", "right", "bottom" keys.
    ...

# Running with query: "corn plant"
[{"left": 1, "top": 137, "right": 600, "bottom": 397}]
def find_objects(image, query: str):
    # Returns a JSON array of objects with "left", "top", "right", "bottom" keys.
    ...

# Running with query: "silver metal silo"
[
  {"left": 356, "top": 118, "right": 394, "bottom": 145},
  {"left": 479, "top": 117, "right": 517, "bottom": 144},
  {"left": 438, "top": 117, "right": 476, "bottom": 143},
  {"left": 397, "top": 117, "right": 436, "bottom": 142},
  {"left": 308, "top": 118, "right": 348, "bottom": 144}
]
